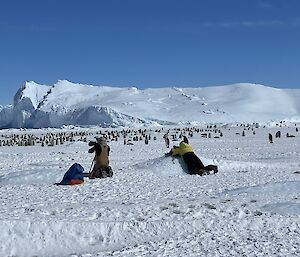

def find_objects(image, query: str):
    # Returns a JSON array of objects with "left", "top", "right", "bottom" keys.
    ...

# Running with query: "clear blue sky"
[{"left": 1, "top": 0, "right": 300, "bottom": 104}]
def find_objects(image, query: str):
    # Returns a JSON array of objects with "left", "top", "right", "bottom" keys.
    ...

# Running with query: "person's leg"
[
  {"left": 193, "top": 153, "right": 205, "bottom": 170},
  {"left": 89, "top": 168, "right": 103, "bottom": 178},
  {"left": 183, "top": 152, "right": 205, "bottom": 174},
  {"left": 104, "top": 166, "right": 113, "bottom": 177}
]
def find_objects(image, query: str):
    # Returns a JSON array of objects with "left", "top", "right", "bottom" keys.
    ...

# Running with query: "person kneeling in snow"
[
  {"left": 88, "top": 137, "right": 113, "bottom": 179},
  {"left": 166, "top": 137, "right": 218, "bottom": 176}
]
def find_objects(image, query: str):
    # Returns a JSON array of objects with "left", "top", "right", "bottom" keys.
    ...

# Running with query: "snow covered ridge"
[{"left": 1, "top": 80, "right": 300, "bottom": 128}]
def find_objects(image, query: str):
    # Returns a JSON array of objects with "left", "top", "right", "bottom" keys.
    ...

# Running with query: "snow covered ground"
[{"left": 0, "top": 124, "right": 300, "bottom": 257}]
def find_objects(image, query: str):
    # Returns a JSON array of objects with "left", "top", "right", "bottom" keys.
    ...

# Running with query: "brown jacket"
[{"left": 92, "top": 144, "right": 110, "bottom": 171}]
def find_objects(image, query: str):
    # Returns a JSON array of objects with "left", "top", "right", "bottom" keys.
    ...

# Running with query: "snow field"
[{"left": 0, "top": 125, "right": 299, "bottom": 256}]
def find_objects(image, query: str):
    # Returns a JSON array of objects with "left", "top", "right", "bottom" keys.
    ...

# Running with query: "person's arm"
[
  {"left": 165, "top": 145, "right": 177, "bottom": 156},
  {"left": 171, "top": 146, "right": 181, "bottom": 156},
  {"left": 88, "top": 141, "right": 102, "bottom": 156}
]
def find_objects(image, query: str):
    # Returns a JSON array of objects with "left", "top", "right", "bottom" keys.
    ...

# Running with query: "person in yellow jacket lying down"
[{"left": 166, "top": 137, "right": 218, "bottom": 176}]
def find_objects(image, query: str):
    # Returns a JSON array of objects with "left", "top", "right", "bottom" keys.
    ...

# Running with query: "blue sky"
[{"left": 1, "top": 0, "right": 300, "bottom": 104}]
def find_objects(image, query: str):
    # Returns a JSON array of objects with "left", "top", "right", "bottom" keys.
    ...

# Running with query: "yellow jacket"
[{"left": 171, "top": 142, "right": 193, "bottom": 156}]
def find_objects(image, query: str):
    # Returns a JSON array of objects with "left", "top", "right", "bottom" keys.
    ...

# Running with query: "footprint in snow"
[
  {"left": 160, "top": 206, "right": 169, "bottom": 211},
  {"left": 173, "top": 209, "right": 182, "bottom": 214},
  {"left": 253, "top": 210, "right": 263, "bottom": 216},
  {"left": 220, "top": 199, "right": 232, "bottom": 203},
  {"left": 168, "top": 202, "right": 179, "bottom": 208},
  {"left": 202, "top": 203, "right": 216, "bottom": 209}
]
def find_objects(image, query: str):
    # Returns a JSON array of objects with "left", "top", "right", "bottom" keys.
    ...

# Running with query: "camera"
[{"left": 88, "top": 141, "right": 101, "bottom": 155}]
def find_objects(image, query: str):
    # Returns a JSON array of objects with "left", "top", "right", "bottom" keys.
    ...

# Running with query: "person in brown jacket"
[{"left": 88, "top": 137, "right": 113, "bottom": 179}]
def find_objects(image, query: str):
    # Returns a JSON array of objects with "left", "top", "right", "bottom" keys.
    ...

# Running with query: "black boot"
[{"left": 205, "top": 165, "right": 218, "bottom": 174}]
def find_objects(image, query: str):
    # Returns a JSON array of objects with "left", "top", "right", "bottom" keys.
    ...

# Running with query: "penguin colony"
[{"left": 0, "top": 121, "right": 298, "bottom": 147}]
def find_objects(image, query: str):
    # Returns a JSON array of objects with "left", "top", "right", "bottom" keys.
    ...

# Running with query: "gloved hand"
[
  {"left": 164, "top": 150, "right": 173, "bottom": 157},
  {"left": 88, "top": 141, "right": 102, "bottom": 156}
]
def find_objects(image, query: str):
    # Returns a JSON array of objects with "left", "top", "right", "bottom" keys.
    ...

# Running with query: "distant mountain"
[{"left": 0, "top": 80, "right": 299, "bottom": 128}]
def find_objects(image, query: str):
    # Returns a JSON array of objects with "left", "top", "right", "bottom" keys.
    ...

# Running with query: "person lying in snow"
[
  {"left": 87, "top": 137, "right": 113, "bottom": 179},
  {"left": 165, "top": 137, "right": 218, "bottom": 176}
]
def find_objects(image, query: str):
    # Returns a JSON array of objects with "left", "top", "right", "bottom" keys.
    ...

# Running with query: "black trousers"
[{"left": 182, "top": 152, "right": 205, "bottom": 174}]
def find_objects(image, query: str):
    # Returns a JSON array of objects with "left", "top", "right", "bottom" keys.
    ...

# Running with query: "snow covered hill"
[{"left": 1, "top": 80, "right": 300, "bottom": 128}]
